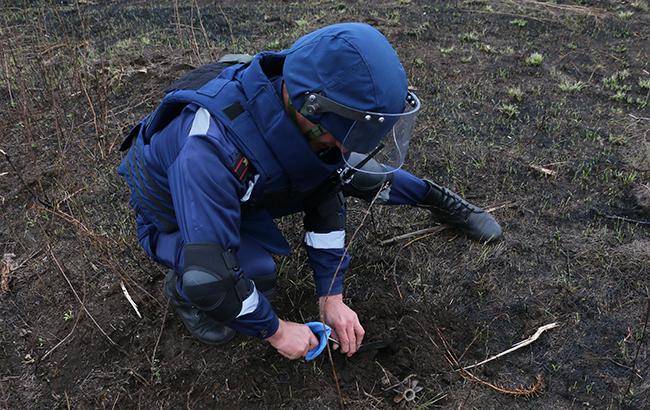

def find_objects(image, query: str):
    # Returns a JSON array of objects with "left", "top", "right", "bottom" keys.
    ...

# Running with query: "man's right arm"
[
  {"left": 168, "top": 124, "right": 279, "bottom": 338},
  {"left": 167, "top": 114, "right": 316, "bottom": 355}
]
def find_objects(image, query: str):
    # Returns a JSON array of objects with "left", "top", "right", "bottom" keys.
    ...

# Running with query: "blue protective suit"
[{"left": 118, "top": 38, "right": 430, "bottom": 340}]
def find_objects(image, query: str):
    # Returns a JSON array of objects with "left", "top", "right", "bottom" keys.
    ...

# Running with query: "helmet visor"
[{"left": 300, "top": 91, "right": 421, "bottom": 173}]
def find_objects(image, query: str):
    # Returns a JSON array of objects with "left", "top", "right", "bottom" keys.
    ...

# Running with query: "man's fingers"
[
  {"left": 337, "top": 327, "right": 350, "bottom": 353},
  {"left": 330, "top": 329, "right": 340, "bottom": 350},
  {"left": 354, "top": 322, "right": 365, "bottom": 350},
  {"left": 309, "top": 333, "right": 319, "bottom": 349},
  {"left": 347, "top": 325, "right": 357, "bottom": 356}
]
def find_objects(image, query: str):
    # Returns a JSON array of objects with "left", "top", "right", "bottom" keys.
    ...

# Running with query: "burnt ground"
[{"left": 1, "top": 1, "right": 649, "bottom": 408}]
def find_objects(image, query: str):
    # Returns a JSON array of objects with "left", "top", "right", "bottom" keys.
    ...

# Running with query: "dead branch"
[
  {"left": 380, "top": 225, "right": 449, "bottom": 246},
  {"left": 50, "top": 248, "right": 117, "bottom": 346},
  {"left": 150, "top": 299, "right": 169, "bottom": 382},
  {"left": 218, "top": 5, "right": 236, "bottom": 48},
  {"left": 380, "top": 201, "right": 515, "bottom": 246},
  {"left": 462, "top": 371, "right": 545, "bottom": 397},
  {"left": 120, "top": 281, "right": 142, "bottom": 318},
  {"left": 462, "top": 322, "right": 560, "bottom": 370},
  {"left": 435, "top": 327, "right": 545, "bottom": 397},
  {"left": 1, "top": 253, "right": 16, "bottom": 293},
  {"left": 623, "top": 297, "right": 650, "bottom": 400},
  {"left": 593, "top": 209, "right": 650, "bottom": 226},
  {"left": 320, "top": 182, "right": 390, "bottom": 410},
  {"left": 484, "top": 201, "right": 517, "bottom": 213},
  {"left": 40, "top": 309, "right": 81, "bottom": 361},
  {"left": 529, "top": 164, "right": 557, "bottom": 176}
]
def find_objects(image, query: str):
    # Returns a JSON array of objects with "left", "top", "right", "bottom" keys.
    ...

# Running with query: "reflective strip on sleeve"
[
  {"left": 304, "top": 230, "right": 345, "bottom": 249},
  {"left": 188, "top": 107, "right": 211, "bottom": 136},
  {"left": 236, "top": 284, "right": 260, "bottom": 318}
]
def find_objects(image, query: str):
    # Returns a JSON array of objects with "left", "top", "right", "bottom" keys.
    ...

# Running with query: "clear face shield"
[{"left": 299, "top": 91, "right": 421, "bottom": 174}]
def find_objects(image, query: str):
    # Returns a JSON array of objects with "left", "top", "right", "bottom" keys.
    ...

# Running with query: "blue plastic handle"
[{"left": 305, "top": 322, "right": 332, "bottom": 361}]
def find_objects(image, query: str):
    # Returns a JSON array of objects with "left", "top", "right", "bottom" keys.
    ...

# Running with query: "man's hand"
[
  {"left": 319, "top": 294, "right": 365, "bottom": 357},
  {"left": 265, "top": 319, "right": 320, "bottom": 360}
]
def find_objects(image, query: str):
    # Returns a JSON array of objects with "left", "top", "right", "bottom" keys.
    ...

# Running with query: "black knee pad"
[
  {"left": 342, "top": 152, "right": 393, "bottom": 201},
  {"left": 182, "top": 243, "right": 254, "bottom": 322}
]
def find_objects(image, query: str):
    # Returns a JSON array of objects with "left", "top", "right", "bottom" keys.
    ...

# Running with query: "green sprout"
[
  {"left": 507, "top": 86, "right": 524, "bottom": 101},
  {"left": 63, "top": 310, "right": 74, "bottom": 322},
  {"left": 459, "top": 31, "right": 480, "bottom": 43},
  {"left": 499, "top": 103, "right": 519, "bottom": 118},
  {"left": 525, "top": 52, "right": 544, "bottom": 66},
  {"left": 509, "top": 18, "right": 528, "bottom": 27},
  {"left": 440, "top": 46, "right": 455, "bottom": 54},
  {"left": 559, "top": 80, "right": 587, "bottom": 92}
]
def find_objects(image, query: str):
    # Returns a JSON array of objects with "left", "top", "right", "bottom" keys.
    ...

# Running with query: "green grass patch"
[
  {"left": 498, "top": 103, "right": 519, "bottom": 118},
  {"left": 559, "top": 80, "right": 587, "bottom": 93},
  {"left": 440, "top": 46, "right": 455, "bottom": 54},
  {"left": 510, "top": 18, "right": 528, "bottom": 27},
  {"left": 459, "top": 31, "right": 480, "bottom": 43},
  {"left": 507, "top": 86, "right": 524, "bottom": 101},
  {"left": 525, "top": 52, "right": 544, "bottom": 66}
]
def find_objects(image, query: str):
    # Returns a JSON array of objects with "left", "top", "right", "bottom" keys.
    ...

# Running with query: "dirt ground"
[{"left": 1, "top": 1, "right": 649, "bottom": 408}]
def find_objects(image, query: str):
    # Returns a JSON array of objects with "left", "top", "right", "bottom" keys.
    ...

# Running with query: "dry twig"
[
  {"left": 529, "top": 164, "right": 557, "bottom": 176},
  {"left": 624, "top": 298, "right": 650, "bottom": 400},
  {"left": 50, "top": 248, "right": 117, "bottom": 346},
  {"left": 593, "top": 208, "right": 650, "bottom": 226},
  {"left": 1, "top": 253, "right": 16, "bottom": 293},
  {"left": 462, "top": 322, "right": 560, "bottom": 370},
  {"left": 380, "top": 225, "right": 448, "bottom": 246},
  {"left": 320, "top": 182, "right": 390, "bottom": 409},
  {"left": 435, "top": 327, "right": 545, "bottom": 397},
  {"left": 150, "top": 299, "right": 169, "bottom": 381},
  {"left": 40, "top": 309, "right": 81, "bottom": 361},
  {"left": 120, "top": 281, "right": 142, "bottom": 319}
]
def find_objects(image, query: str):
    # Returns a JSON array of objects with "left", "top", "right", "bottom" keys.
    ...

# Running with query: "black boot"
[
  {"left": 419, "top": 180, "right": 502, "bottom": 243},
  {"left": 164, "top": 270, "right": 236, "bottom": 345}
]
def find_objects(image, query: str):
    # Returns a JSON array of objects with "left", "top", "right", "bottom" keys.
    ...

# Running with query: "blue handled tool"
[{"left": 305, "top": 322, "right": 332, "bottom": 361}]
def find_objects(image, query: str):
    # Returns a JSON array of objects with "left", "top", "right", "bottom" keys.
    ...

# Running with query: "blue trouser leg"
[
  {"left": 382, "top": 168, "right": 429, "bottom": 206},
  {"left": 136, "top": 213, "right": 277, "bottom": 290}
]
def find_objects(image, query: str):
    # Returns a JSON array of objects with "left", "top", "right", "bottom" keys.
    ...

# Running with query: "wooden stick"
[
  {"left": 462, "top": 322, "right": 559, "bottom": 370},
  {"left": 380, "top": 225, "right": 448, "bottom": 246},
  {"left": 120, "top": 281, "right": 142, "bottom": 319},
  {"left": 529, "top": 164, "right": 557, "bottom": 176},
  {"left": 50, "top": 249, "right": 117, "bottom": 346},
  {"left": 40, "top": 312, "right": 80, "bottom": 361},
  {"left": 380, "top": 201, "right": 516, "bottom": 246},
  {"left": 593, "top": 209, "right": 650, "bottom": 226},
  {"left": 484, "top": 201, "right": 517, "bottom": 213}
]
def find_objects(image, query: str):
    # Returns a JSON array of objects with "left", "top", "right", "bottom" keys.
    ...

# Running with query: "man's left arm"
[{"left": 302, "top": 190, "right": 365, "bottom": 356}]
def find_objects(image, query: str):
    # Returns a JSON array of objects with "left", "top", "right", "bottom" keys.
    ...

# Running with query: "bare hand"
[
  {"left": 319, "top": 294, "right": 365, "bottom": 357},
  {"left": 265, "top": 319, "right": 319, "bottom": 360}
]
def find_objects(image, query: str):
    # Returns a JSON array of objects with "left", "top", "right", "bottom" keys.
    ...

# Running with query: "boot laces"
[{"left": 436, "top": 187, "right": 482, "bottom": 220}]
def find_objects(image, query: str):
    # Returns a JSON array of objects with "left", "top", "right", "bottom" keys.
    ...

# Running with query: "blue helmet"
[{"left": 283, "top": 23, "right": 421, "bottom": 172}]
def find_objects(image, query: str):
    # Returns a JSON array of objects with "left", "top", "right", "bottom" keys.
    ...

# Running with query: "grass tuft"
[
  {"left": 499, "top": 103, "right": 519, "bottom": 118},
  {"left": 525, "top": 52, "right": 544, "bottom": 66},
  {"left": 509, "top": 18, "right": 528, "bottom": 27},
  {"left": 459, "top": 31, "right": 480, "bottom": 43},
  {"left": 559, "top": 80, "right": 587, "bottom": 93},
  {"left": 507, "top": 86, "right": 524, "bottom": 101}
]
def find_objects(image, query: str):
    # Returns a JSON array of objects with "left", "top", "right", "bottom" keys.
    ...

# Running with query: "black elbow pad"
[{"left": 181, "top": 243, "right": 253, "bottom": 322}]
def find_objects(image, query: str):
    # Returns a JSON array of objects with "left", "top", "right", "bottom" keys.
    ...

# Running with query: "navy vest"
[{"left": 122, "top": 52, "right": 343, "bottom": 232}]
